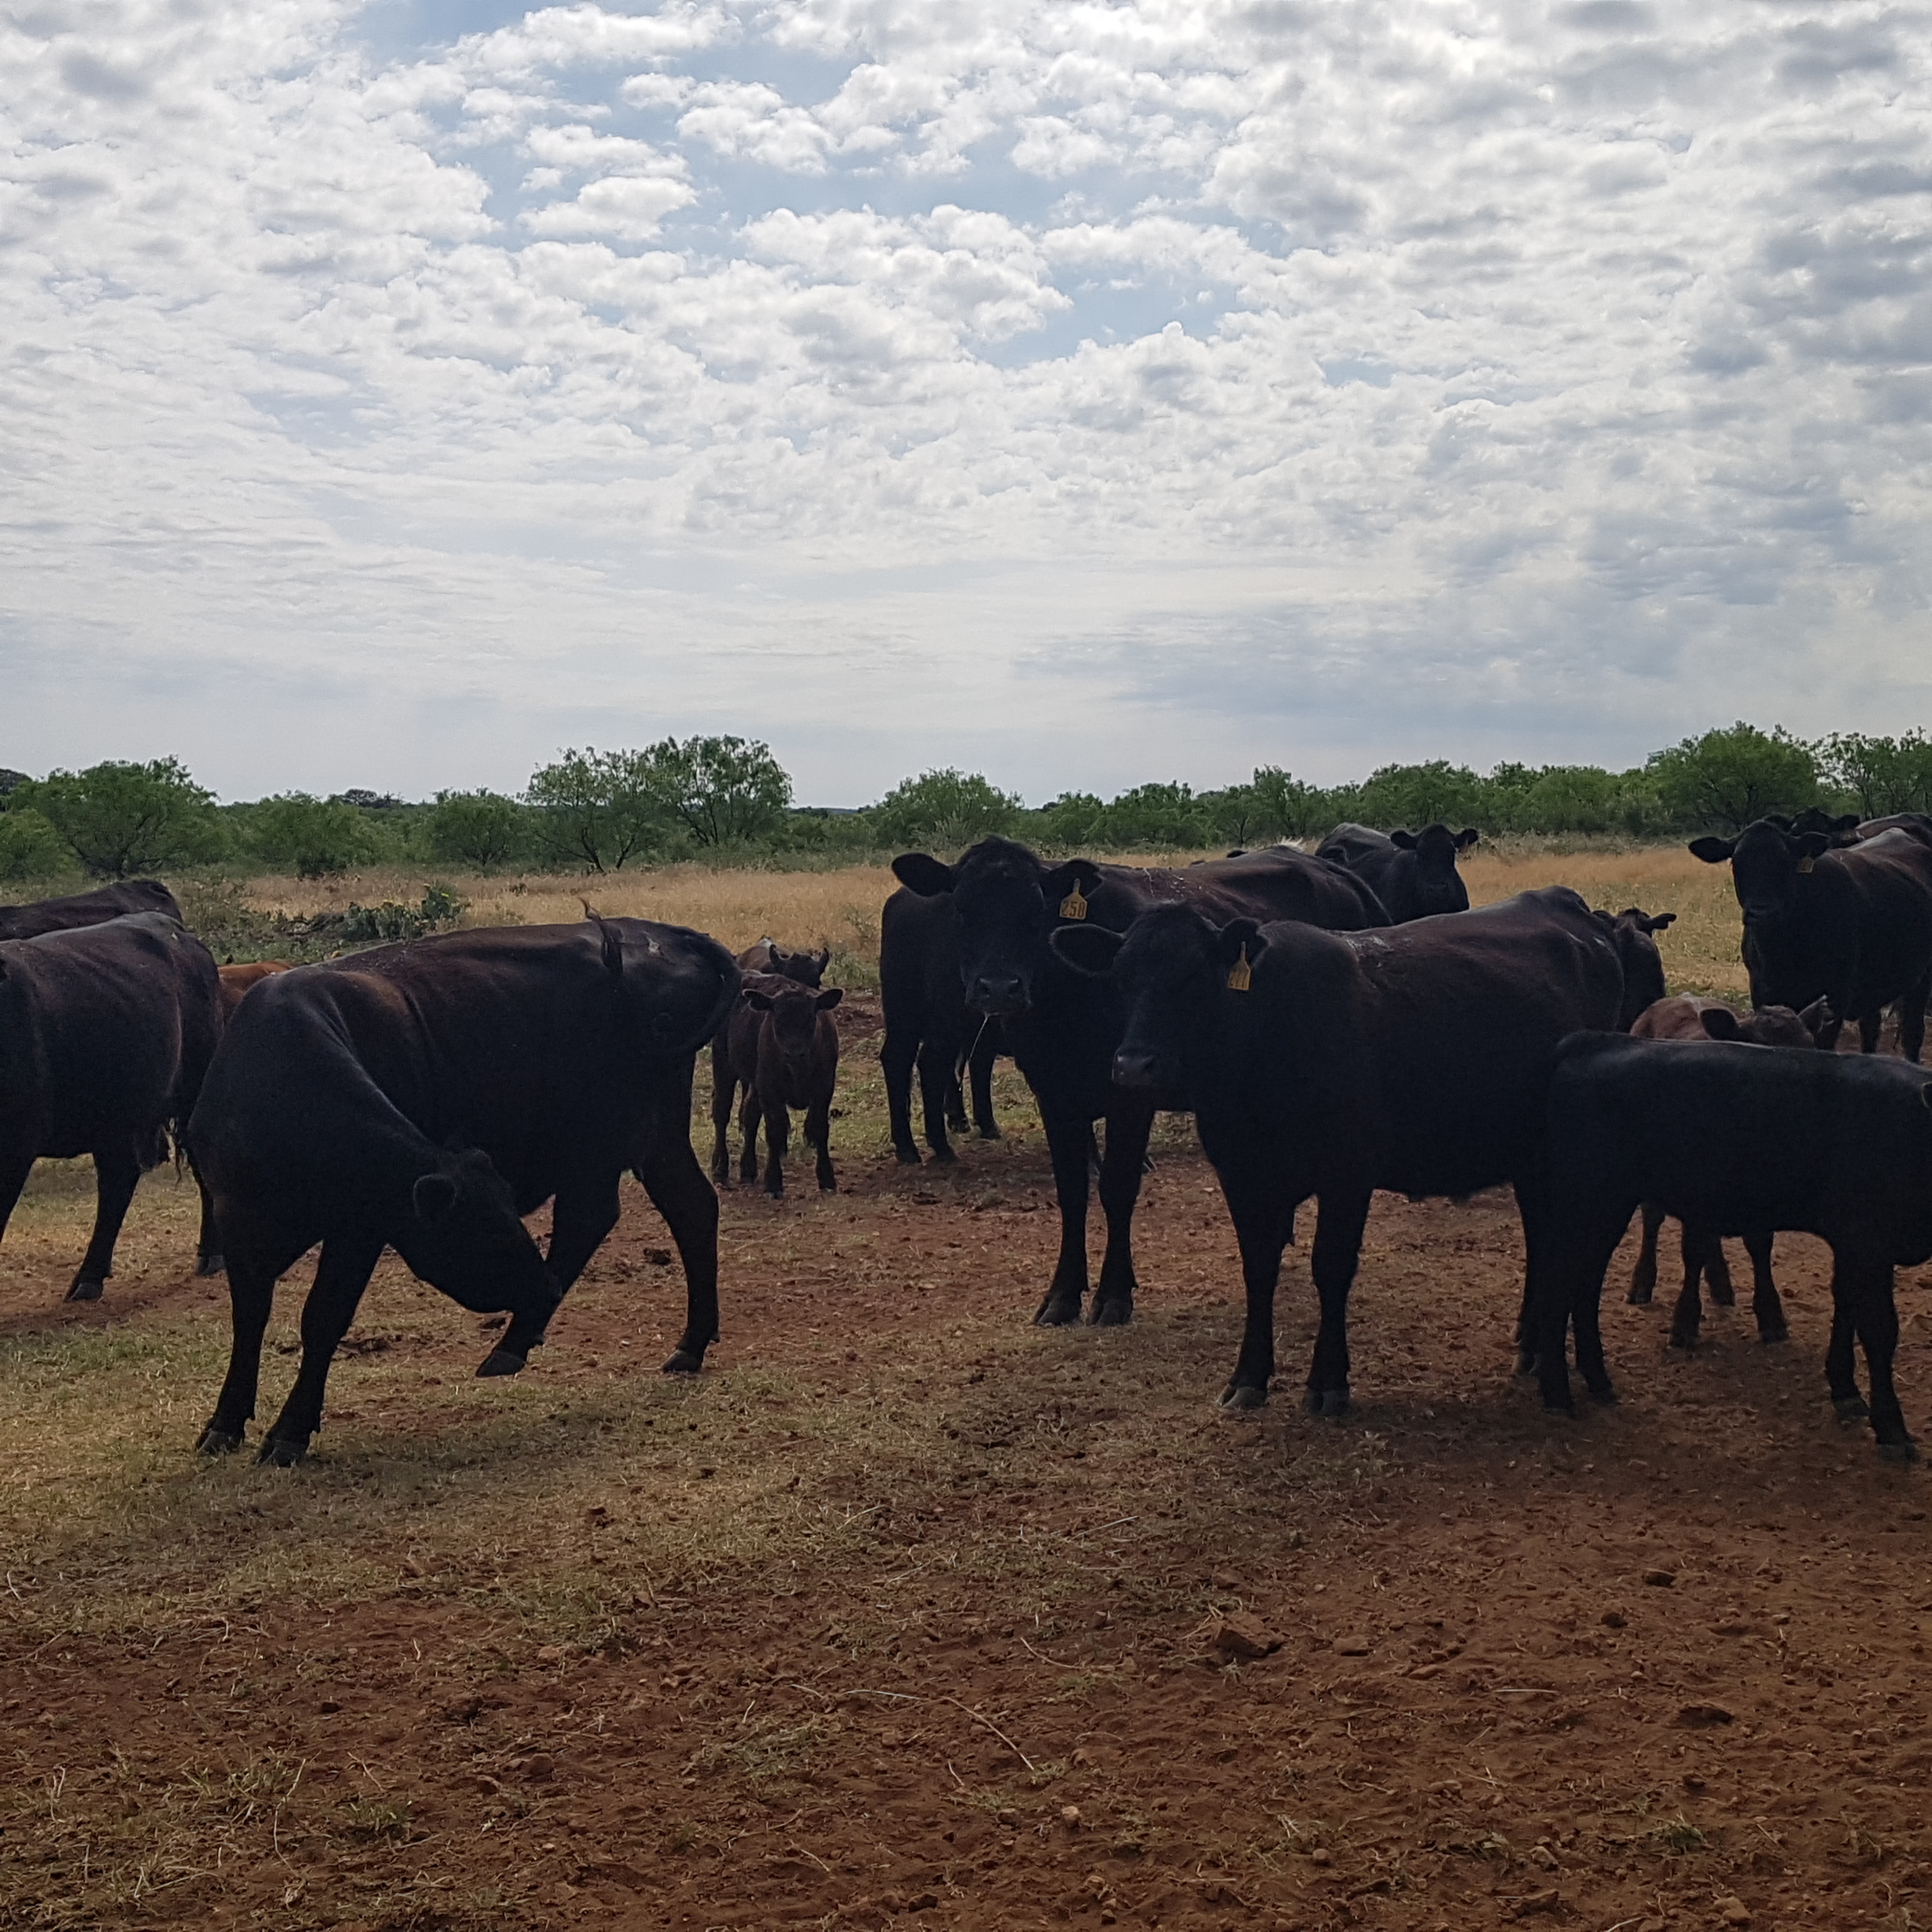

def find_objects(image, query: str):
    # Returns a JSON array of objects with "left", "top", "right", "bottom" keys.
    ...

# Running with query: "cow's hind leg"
[
  {"left": 1668, "top": 1221, "right": 1716, "bottom": 1350},
  {"left": 0, "top": 1153, "right": 33, "bottom": 1266},
  {"left": 709, "top": 1038, "right": 736, "bottom": 1184},
  {"left": 1301, "top": 1187, "right": 1370, "bottom": 1416},
  {"left": 258, "top": 1231, "right": 386, "bottom": 1465},
  {"left": 808, "top": 1097, "right": 836, "bottom": 1192},
  {"left": 1825, "top": 1269, "right": 1867, "bottom": 1422},
  {"left": 1703, "top": 1235, "right": 1735, "bottom": 1307},
  {"left": 1744, "top": 1232, "right": 1788, "bottom": 1343},
  {"left": 1860, "top": 1007, "right": 1883, "bottom": 1055},
  {"left": 1901, "top": 967, "right": 1930, "bottom": 1064},
  {"left": 881, "top": 1025, "right": 922, "bottom": 1165},
  {"left": 1626, "top": 1201, "right": 1664, "bottom": 1305},
  {"left": 199, "top": 1254, "right": 281, "bottom": 1453},
  {"left": 634, "top": 1126, "right": 723, "bottom": 1376},
  {"left": 192, "top": 1160, "right": 225, "bottom": 1277},
  {"left": 1837, "top": 1256, "right": 1914, "bottom": 1457},
  {"left": 1089, "top": 1092, "right": 1154, "bottom": 1326},
  {"left": 65, "top": 1140, "right": 143, "bottom": 1301}
]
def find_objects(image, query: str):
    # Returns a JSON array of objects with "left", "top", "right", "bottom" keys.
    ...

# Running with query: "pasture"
[{"left": 3, "top": 849, "right": 1928, "bottom": 1931}]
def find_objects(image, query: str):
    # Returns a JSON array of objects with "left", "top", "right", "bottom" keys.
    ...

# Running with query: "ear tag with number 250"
[
  {"left": 1059, "top": 883, "right": 1088, "bottom": 920},
  {"left": 1226, "top": 944, "right": 1253, "bottom": 992}
]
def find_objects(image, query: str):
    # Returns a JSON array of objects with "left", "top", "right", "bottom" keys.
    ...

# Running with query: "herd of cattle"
[{"left": 2, "top": 808, "right": 1929, "bottom": 1466}]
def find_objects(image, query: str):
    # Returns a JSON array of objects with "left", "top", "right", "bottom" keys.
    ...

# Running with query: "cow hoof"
[
  {"left": 476, "top": 1349, "right": 527, "bottom": 1377},
  {"left": 196, "top": 1254, "right": 225, "bottom": 1278},
  {"left": 1625, "top": 1286, "right": 1654, "bottom": 1306},
  {"left": 1316, "top": 1388, "right": 1351, "bottom": 1418},
  {"left": 197, "top": 1425, "right": 243, "bottom": 1456},
  {"left": 1219, "top": 1384, "right": 1267, "bottom": 1411},
  {"left": 1588, "top": 1381, "right": 1619, "bottom": 1406},
  {"left": 1710, "top": 1286, "right": 1737, "bottom": 1308},
  {"left": 1087, "top": 1301, "right": 1133, "bottom": 1328},
  {"left": 661, "top": 1348, "right": 704, "bottom": 1376},
  {"left": 894, "top": 1147, "right": 921, "bottom": 1166},
  {"left": 64, "top": 1277, "right": 105, "bottom": 1303},
  {"left": 1513, "top": 1350, "right": 1538, "bottom": 1378},
  {"left": 765, "top": 1187, "right": 785, "bottom": 1201},
  {"left": 977, "top": 1124, "right": 1003, "bottom": 1141},
  {"left": 1669, "top": 1335, "right": 1699, "bottom": 1352},
  {"left": 257, "top": 1436, "right": 307, "bottom": 1468},
  {"left": 1033, "top": 1298, "right": 1082, "bottom": 1327},
  {"left": 929, "top": 1146, "right": 958, "bottom": 1165},
  {"left": 1834, "top": 1394, "right": 1871, "bottom": 1422},
  {"left": 1758, "top": 1326, "right": 1790, "bottom": 1345},
  {"left": 1878, "top": 1437, "right": 1920, "bottom": 1463}
]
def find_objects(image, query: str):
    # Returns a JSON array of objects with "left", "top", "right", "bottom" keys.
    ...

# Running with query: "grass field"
[{"left": 9, "top": 843, "right": 1923, "bottom": 1932}]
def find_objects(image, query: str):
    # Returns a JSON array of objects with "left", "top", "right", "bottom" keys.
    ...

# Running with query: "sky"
[{"left": 4, "top": 0, "right": 1932, "bottom": 805}]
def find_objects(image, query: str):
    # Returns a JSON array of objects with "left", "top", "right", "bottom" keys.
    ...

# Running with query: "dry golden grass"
[{"left": 233, "top": 840, "right": 1750, "bottom": 1000}]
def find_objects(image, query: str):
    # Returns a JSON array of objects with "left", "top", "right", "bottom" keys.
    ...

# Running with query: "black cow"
[
  {"left": 1690, "top": 819, "right": 1932, "bottom": 1058},
  {"left": 0, "top": 878, "right": 182, "bottom": 941},
  {"left": 879, "top": 886, "right": 1001, "bottom": 1164},
  {"left": 711, "top": 939, "right": 826, "bottom": 1168},
  {"left": 1785, "top": 808, "right": 1932, "bottom": 848},
  {"left": 894, "top": 838, "right": 1390, "bottom": 1330},
  {"left": 188, "top": 917, "right": 737, "bottom": 1464},
  {"left": 1595, "top": 907, "right": 1674, "bottom": 1030},
  {"left": 1315, "top": 823, "right": 1479, "bottom": 922},
  {"left": 717, "top": 972, "right": 843, "bottom": 1197},
  {"left": 0, "top": 912, "right": 224, "bottom": 1296},
  {"left": 1536, "top": 1034, "right": 1932, "bottom": 1457},
  {"left": 1051, "top": 887, "right": 1623, "bottom": 1411},
  {"left": 1624, "top": 994, "right": 1835, "bottom": 1342}
]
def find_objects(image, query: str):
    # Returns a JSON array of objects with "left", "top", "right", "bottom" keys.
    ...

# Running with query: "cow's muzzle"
[{"left": 967, "top": 974, "right": 1028, "bottom": 1017}]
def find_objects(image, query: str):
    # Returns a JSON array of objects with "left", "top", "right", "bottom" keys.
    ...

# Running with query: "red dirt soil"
[{"left": 3, "top": 998, "right": 1930, "bottom": 1931}]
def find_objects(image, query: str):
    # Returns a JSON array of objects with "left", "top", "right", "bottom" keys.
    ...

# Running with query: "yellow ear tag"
[
  {"left": 1226, "top": 944, "right": 1253, "bottom": 992},
  {"left": 1798, "top": 854, "right": 1815, "bottom": 874},
  {"left": 1059, "top": 883, "right": 1088, "bottom": 920}
]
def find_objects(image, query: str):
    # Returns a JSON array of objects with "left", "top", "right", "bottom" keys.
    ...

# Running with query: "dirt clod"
[
  {"left": 1643, "top": 1568, "right": 1676, "bottom": 1587},
  {"left": 1676, "top": 1702, "right": 1735, "bottom": 1726},
  {"left": 1203, "top": 1614, "right": 1282, "bottom": 1660},
  {"left": 1717, "top": 1899, "right": 1752, "bottom": 1926}
]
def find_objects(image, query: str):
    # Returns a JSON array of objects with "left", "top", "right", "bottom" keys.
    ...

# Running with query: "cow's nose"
[
  {"left": 969, "top": 974, "right": 1025, "bottom": 1015},
  {"left": 1112, "top": 1048, "right": 1161, "bottom": 1090}
]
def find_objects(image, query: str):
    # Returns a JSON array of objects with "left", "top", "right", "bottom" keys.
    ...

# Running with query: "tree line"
[{"left": 1, "top": 724, "right": 1928, "bottom": 883}]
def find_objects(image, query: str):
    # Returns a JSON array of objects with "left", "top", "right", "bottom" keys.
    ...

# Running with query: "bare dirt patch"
[{"left": 4, "top": 1012, "right": 1931, "bottom": 1931}]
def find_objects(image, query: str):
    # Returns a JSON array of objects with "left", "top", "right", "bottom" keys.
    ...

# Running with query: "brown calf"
[
  {"left": 217, "top": 961, "right": 293, "bottom": 1020},
  {"left": 1625, "top": 993, "right": 1834, "bottom": 1343},
  {"left": 713, "top": 971, "right": 842, "bottom": 1197}
]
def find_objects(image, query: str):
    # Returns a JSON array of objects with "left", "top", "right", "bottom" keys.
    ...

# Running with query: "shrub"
[
  {"left": 13, "top": 758, "right": 225, "bottom": 877},
  {"left": 425, "top": 790, "right": 529, "bottom": 869},
  {"left": 1815, "top": 731, "right": 1932, "bottom": 818},
  {"left": 0, "top": 808, "right": 71, "bottom": 884},
  {"left": 526, "top": 749, "right": 666, "bottom": 871},
  {"left": 248, "top": 793, "right": 379, "bottom": 878},
  {"left": 874, "top": 769, "right": 1023, "bottom": 852},
  {"left": 639, "top": 735, "right": 793, "bottom": 847}
]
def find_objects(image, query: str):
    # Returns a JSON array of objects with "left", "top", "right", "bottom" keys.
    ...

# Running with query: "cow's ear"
[
  {"left": 1455, "top": 827, "right": 1479, "bottom": 850},
  {"left": 1797, "top": 832, "right": 1832, "bottom": 862},
  {"left": 743, "top": 987, "right": 775, "bottom": 1011},
  {"left": 1389, "top": 829, "right": 1418, "bottom": 850},
  {"left": 812, "top": 947, "right": 831, "bottom": 972},
  {"left": 892, "top": 853, "right": 955, "bottom": 896},
  {"left": 815, "top": 987, "right": 843, "bottom": 1011},
  {"left": 1049, "top": 923, "right": 1124, "bottom": 978},
  {"left": 1217, "top": 918, "right": 1267, "bottom": 967},
  {"left": 412, "top": 1173, "right": 460, "bottom": 1226},
  {"left": 1042, "top": 858, "right": 1103, "bottom": 911},
  {"left": 1647, "top": 911, "right": 1677, "bottom": 932},
  {"left": 1699, "top": 1007, "right": 1743, "bottom": 1042},
  {"left": 1688, "top": 836, "right": 1736, "bottom": 864},
  {"left": 1835, "top": 814, "right": 1860, "bottom": 833}
]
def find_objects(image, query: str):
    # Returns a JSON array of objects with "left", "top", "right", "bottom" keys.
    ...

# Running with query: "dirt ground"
[{"left": 3, "top": 995, "right": 1930, "bottom": 1932}]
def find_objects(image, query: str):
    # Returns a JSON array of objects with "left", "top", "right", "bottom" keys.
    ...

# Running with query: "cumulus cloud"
[{"left": 4, "top": 0, "right": 1932, "bottom": 800}]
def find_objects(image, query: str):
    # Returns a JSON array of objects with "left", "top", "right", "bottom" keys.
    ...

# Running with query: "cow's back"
[
  {"left": 1086, "top": 846, "right": 1387, "bottom": 934},
  {"left": 0, "top": 879, "right": 182, "bottom": 941}
]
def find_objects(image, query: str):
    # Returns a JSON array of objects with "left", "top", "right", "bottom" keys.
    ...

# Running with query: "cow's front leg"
[
  {"left": 1216, "top": 1165, "right": 1301, "bottom": 1411},
  {"left": 479, "top": 1175, "right": 617, "bottom": 1376},
  {"left": 1033, "top": 1112, "right": 1096, "bottom": 1326},
  {"left": 1744, "top": 1231, "right": 1789, "bottom": 1342},
  {"left": 1089, "top": 1091, "right": 1155, "bottom": 1326}
]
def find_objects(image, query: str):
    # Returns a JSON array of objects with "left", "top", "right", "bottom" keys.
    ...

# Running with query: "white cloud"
[{"left": 6, "top": 0, "right": 1932, "bottom": 801}]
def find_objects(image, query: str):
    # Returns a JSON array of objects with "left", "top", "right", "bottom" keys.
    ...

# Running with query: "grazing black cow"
[
  {"left": 1784, "top": 808, "right": 1932, "bottom": 848},
  {"left": 1536, "top": 1034, "right": 1932, "bottom": 1457},
  {"left": 1051, "top": 887, "right": 1623, "bottom": 1411},
  {"left": 1690, "top": 819, "right": 1932, "bottom": 1058},
  {"left": 1624, "top": 994, "right": 1835, "bottom": 1341},
  {"left": 1595, "top": 908, "right": 1674, "bottom": 1030},
  {"left": 1315, "top": 823, "right": 1479, "bottom": 922},
  {"left": 710, "top": 939, "right": 826, "bottom": 1169},
  {"left": 892, "top": 838, "right": 1390, "bottom": 1330},
  {"left": 0, "top": 878, "right": 182, "bottom": 941},
  {"left": 879, "top": 886, "right": 1001, "bottom": 1164},
  {"left": 716, "top": 971, "right": 843, "bottom": 1196},
  {"left": 188, "top": 918, "right": 737, "bottom": 1464},
  {"left": 0, "top": 912, "right": 224, "bottom": 1296}
]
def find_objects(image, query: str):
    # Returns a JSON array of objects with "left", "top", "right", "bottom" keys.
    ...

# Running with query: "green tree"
[
  {"left": 426, "top": 790, "right": 528, "bottom": 869},
  {"left": 248, "top": 793, "right": 380, "bottom": 878},
  {"left": 638, "top": 735, "right": 793, "bottom": 847},
  {"left": 1248, "top": 766, "right": 1326, "bottom": 840},
  {"left": 15, "top": 758, "right": 225, "bottom": 877},
  {"left": 0, "top": 807, "right": 71, "bottom": 883},
  {"left": 1038, "top": 792, "right": 1107, "bottom": 848},
  {"left": 1815, "top": 732, "right": 1932, "bottom": 818},
  {"left": 1100, "top": 782, "right": 1211, "bottom": 849},
  {"left": 1646, "top": 723, "right": 1818, "bottom": 833},
  {"left": 525, "top": 749, "right": 665, "bottom": 871},
  {"left": 1353, "top": 760, "right": 1490, "bottom": 830},
  {"left": 874, "top": 768, "right": 1023, "bottom": 851}
]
